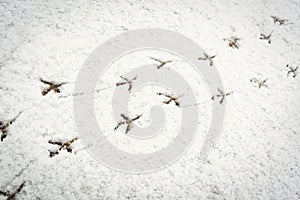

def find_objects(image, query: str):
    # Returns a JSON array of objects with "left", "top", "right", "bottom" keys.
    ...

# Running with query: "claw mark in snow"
[
  {"left": 286, "top": 64, "right": 298, "bottom": 77},
  {"left": 224, "top": 36, "right": 240, "bottom": 49},
  {"left": 260, "top": 32, "right": 272, "bottom": 44},
  {"left": 0, "top": 112, "right": 22, "bottom": 141},
  {"left": 198, "top": 53, "right": 216, "bottom": 66},
  {"left": 114, "top": 114, "right": 142, "bottom": 134},
  {"left": 48, "top": 138, "right": 78, "bottom": 157},
  {"left": 250, "top": 78, "right": 268, "bottom": 88},
  {"left": 211, "top": 88, "right": 233, "bottom": 104},
  {"left": 150, "top": 57, "right": 172, "bottom": 69},
  {"left": 157, "top": 92, "right": 182, "bottom": 107},
  {"left": 271, "top": 16, "right": 288, "bottom": 25},
  {"left": 0, "top": 181, "right": 26, "bottom": 200},
  {"left": 40, "top": 78, "right": 68, "bottom": 96},
  {"left": 116, "top": 75, "right": 137, "bottom": 92}
]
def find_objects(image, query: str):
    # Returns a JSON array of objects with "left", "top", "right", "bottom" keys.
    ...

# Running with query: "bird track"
[
  {"left": 211, "top": 88, "right": 233, "bottom": 104},
  {"left": 114, "top": 114, "right": 142, "bottom": 134},
  {"left": 48, "top": 138, "right": 78, "bottom": 158}
]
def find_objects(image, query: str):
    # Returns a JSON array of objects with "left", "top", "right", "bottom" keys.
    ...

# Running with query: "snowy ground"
[{"left": 0, "top": 0, "right": 300, "bottom": 199}]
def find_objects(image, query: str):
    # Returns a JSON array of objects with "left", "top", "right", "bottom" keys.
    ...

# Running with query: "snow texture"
[{"left": 0, "top": 0, "right": 300, "bottom": 199}]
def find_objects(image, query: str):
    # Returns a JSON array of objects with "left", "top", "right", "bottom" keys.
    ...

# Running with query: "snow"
[{"left": 0, "top": 0, "right": 300, "bottom": 199}]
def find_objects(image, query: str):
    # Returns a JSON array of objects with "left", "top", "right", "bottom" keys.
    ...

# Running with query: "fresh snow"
[{"left": 0, "top": 0, "right": 299, "bottom": 199}]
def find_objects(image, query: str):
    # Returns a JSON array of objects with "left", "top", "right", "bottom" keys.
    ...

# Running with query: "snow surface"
[{"left": 0, "top": 0, "right": 300, "bottom": 199}]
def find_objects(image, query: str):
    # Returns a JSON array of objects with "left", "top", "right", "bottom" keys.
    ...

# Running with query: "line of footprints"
[{"left": 0, "top": 15, "right": 298, "bottom": 199}]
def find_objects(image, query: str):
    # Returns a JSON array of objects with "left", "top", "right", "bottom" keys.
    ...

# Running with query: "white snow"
[{"left": 0, "top": 0, "right": 299, "bottom": 199}]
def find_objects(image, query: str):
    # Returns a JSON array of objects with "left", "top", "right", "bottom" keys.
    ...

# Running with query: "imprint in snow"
[
  {"left": 150, "top": 57, "right": 173, "bottom": 69},
  {"left": 250, "top": 78, "right": 268, "bottom": 88},
  {"left": 157, "top": 92, "right": 182, "bottom": 107},
  {"left": 0, "top": 181, "right": 26, "bottom": 200},
  {"left": 224, "top": 36, "right": 240, "bottom": 49},
  {"left": 286, "top": 64, "right": 298, "bottom": 78},
  {"left": 198, "top": 53, "right": 216, "bottom": 66},
  {"left": 114, "top": 114, "right": 142, "bottom": 134},
  {"left": 0, "top": 112, "right": 22, "bottom": 141},
  {"left": 115, "top": 75, "right": 137, "bottom": 92},
  {"left": 271, "top": 16, "right": 288, "bottom": 25},
  {"left": 40, "top": 78, "right": 68, "bottom": 96},
  {"left": 260, "top": 32, "right": 273, "bottom": 44},
  {"left": 48, "top": 138, "right": 78, "bottom": 158},
  {"left": 211, "top": 88, "right": 233, "bottom": 104}
]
